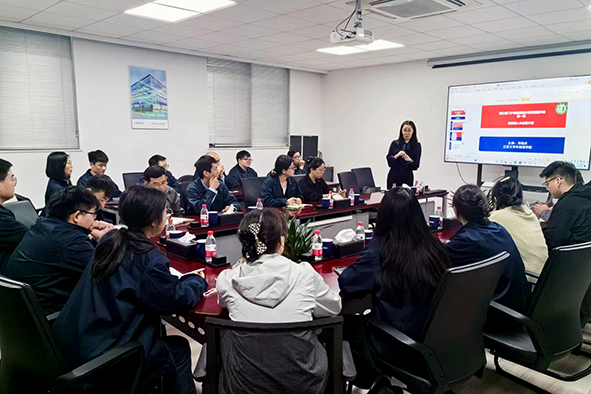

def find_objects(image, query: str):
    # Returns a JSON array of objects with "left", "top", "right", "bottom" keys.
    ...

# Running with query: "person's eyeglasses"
[
  {"left": 542, "top": 176, "right": 561, "bottom": 187},
  {"left": 12, "top": 175, "right": 17, "bottom": 186},
  {"left": 288, "top": 165, "right": 296, "bottom": 170},
  {"left": 151, "top": 179, "right": 168, "bottom": 188},
  {"left": 80, "top": 210, "right": 99, "bottom": 219},
  {"left": 240, "top": 157, "right": 253, "bottom": 162}
]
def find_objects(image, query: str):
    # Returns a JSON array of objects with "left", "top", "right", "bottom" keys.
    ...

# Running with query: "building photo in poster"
[{"left": 130, "top": 66, "right": 168, "bottom": 129}]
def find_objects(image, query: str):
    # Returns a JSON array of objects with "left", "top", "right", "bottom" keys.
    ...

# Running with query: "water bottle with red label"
[
  {"left": 205, "top": 231, "right": 216, "bottom": 263},
  {"left": 312, "top": 230, "right": 323, "bottom": 261}
]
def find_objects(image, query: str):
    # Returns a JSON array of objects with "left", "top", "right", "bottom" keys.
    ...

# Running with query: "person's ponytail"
[{"left": 92, "top": 228, "right": 129, "bottom": 282}]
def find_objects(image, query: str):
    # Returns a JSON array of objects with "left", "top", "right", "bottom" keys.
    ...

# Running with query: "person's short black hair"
[
  {"left": 47, "top": 186, "right": 101, "bottom": 221},
  {"left": 539, "top": 161, "right": 577, "bottom": 185},
  {"left": 0, "top": 158, "right": 12, "bottom": 182},
  {"left": 287, "top": 149, "right": 300, "bottom": 158},
  {"left": 194, "top": 155, "right": 217, "bottom": 179},
  {"left": 305, "top": 157, "right": 324, "bottom": 173},
  {"left": 236, "top": 150, "right": 250, "bottom": 162},
  {"left": 85, "top": 175, "right": 115, "bottom": 200},
  {"left": 46, "top": 152, "right": 69, "bottom": 180},
  {"left": 453, "top": 184, "right": 490, "bottom": 224},
  {"left": 148, "top": 154, "right": 166, "bottom": 167},
  {"left": 88, "top": 150, "right": 109, "bottom": 164},
  {"left": 144, "top": 165, "right": 167, "bottom": 182}
]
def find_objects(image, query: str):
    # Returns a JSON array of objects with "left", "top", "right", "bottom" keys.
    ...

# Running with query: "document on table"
[
  {"left": 169, "top": 267, "right": 203, "bottom": 278},
  {"left": 171, "top": 217, "right": 194, "bottom": 226}
]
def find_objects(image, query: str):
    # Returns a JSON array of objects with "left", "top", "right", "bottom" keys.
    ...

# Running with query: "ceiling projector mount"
[{"left": 330, "top": 0, "right": 374, "bottom": 46}]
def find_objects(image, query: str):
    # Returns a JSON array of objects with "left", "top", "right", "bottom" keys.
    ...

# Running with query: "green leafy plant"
[{"left": 283, "top": 210, "right": 315, "bottom": 262}]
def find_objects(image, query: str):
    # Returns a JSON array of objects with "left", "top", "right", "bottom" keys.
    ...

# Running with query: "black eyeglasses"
[{"left": 80, "top": 210, "right": 100, "bottom": 219}]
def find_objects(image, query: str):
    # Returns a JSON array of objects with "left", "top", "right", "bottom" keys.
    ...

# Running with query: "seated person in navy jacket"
[
  {"left": 445, "top": 184, "right": 530, "bottom": 330},
  {"left": 85, "top": 174, "right": 116, "bottom": 223},
  {"left": 138, "top": 154, "right": 180, "bottom": 193},
  {"left": 261, "top": 155, "right": 304, "bottom": 207},
  {"left": 338, "top": 188, "right": 451, "bottom": 389},
  {"left": 0, "top": 159, "right": 28, "bottom": 275},
  {"left": 44, "top": 151, "right": 73, "bottom": 207},
  {"left": 53, "top": 186, "right": 207, "bottom": 394},
  {"left": 186, "top": 155, "right": 240, "bottom": 215},
  {"left": 225, "top": 150, "right": 258, "bottom": 189},
  {"left": 76, "top": 150, "right": 122, "bottom": 197},
  {"left": 4, "top": 187, "right": 112, "bottom": 315}
]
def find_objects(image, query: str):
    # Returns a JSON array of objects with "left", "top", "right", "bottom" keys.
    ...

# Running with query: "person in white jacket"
[{"left": 215, "top": 208, "right": 342, "bottom": 394}]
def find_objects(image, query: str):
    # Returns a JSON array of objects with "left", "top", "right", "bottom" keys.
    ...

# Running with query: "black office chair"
[
  {"left": 338, "top": 172, "right": 360, "bottom": 194},
  {"left": 242, "top": 176, "right": 267, "bottom": 207},
  {"left": 351, "top": 167, "right": 376, "bottom": 189},
  {"left": 204, "top": 316, "right": 345, "bottom": 394},
  {"left": 0, "top": 275, "right": 145, "bottom": 394},
  {"left": 484, "top": 241, "right": 591, "bottom": 392},
  {"left": 122, "top": 172, "right": 143, "bottom": 189},
  {"left": 178, "top": 174, "right": 194, "bottom": 183},
  {"left": 361, "top": 252, "right": 509, "bottom": 394},
  {"left": 179, "top": 181, "right": 192, "bottom": 214},
  {"left": 323, "top": 167, "right": 334, "bottom": 183},
  {"left": 293, "top": 174, "right": 306, "bottom": 185},
  {"left": 4, "top": 200, "right": 38, "bottom": 227}
]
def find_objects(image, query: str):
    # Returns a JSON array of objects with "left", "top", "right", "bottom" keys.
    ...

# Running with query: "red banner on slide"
[{"left": 481, "top": 102, "right": 568, "bottom": 129}]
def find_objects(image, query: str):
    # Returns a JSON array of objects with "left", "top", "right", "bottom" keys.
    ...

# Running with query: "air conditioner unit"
[{"left": 348, "top": 0, "right": 482, "bottom": 20}]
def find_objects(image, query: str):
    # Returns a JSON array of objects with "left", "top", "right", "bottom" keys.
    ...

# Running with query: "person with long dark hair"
[
  {"left": 261, "top": 155, "right": 304, "bottom": 207},
  {"left": 446, "top": 184, "right": 529, "bottom": 329},
  {"left": 338, "top": 188, "right": 451, "bottom": 389},
  {"left": 489, "top": 177, "right": 548, "bottom": 274},
  {"left": 287, "top": 149, "right": 306, "bottom": 175},
  {"left": 45, "top": 151, "right": 73, "bottom": 206},
  {"left": 215, "top": 208, "right": 341, "bottom": 393},
  {"left": 386, "top": 120, "right": 421, "bottom": 188},
  {"left": 53, "top": 186, "right": 208, "bottom": 394}
]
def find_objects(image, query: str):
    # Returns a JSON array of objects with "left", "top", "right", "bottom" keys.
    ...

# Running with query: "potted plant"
[{"left": 282, "top": 210, "right": 314, "bottom": 262}]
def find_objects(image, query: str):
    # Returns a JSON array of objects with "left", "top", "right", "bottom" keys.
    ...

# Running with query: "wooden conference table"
[{"left": 160, "top": 191, "right": 452, "bottom": 343}]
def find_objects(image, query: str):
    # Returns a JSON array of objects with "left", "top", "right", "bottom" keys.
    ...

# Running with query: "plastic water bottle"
[
  {"left": 165, "top": 218, "right": 175, "bottom": 240},
  {"left": 392, "top": 183, "right": 397, "bottom": 189},
  {"left": 355, "top": 222, "right": 365, "bottom": 245},
  {"left": 312, "top": 230, "right": 323, "bottom": 261},
  {"left": 349, "top": 188, "right": 355, "bottom": 206},
  {"left": 328, "top": 191, "right": 334, "bottom": 208},
  {"left": 256, "top": 198, "right": 263, "bottom": 210},
  {"left": 205, "top": 231, "right": 216, "bottom": 263},
  {"left": 435, "top": 206, "right": 443, "bottom": 230},
  {"left": 200, "top": 204, "right": 209, "bottom": 227}
]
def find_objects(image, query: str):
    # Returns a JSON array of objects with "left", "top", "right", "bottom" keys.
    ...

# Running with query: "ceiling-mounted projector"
[{"left": 330, "top": 27, "right": 374, "bottom": 46}]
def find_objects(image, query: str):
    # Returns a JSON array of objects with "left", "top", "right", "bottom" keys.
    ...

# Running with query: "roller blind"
[
  {"left": 0, "top": 27, "right": 79, "bottom": 151},
  {"left": 207, "top": 58, "right": 289, "bottom": 147}
]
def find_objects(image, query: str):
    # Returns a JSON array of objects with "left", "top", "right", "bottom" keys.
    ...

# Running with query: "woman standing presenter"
[{"left": 386, "top": 120, "right": 422, "bottom": 188}]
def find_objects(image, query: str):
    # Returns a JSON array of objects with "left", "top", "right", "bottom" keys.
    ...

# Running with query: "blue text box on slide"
[{"left": 479, "top": 136, "right": 565, "bottom": 154}]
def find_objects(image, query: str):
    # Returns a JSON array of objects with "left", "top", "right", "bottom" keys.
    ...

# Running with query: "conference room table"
[{"left": 159, "top": 190, "right": 454, "bottom": 344}]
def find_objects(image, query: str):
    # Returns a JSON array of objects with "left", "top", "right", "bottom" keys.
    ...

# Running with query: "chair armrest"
[
  {"left": 365, "top": 316, "right": 434, "bottom": 358},
  {"left": 48, "top": 341, "right": 145, "bottom": 394}
]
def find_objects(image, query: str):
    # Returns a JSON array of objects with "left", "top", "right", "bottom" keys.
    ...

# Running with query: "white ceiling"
[{"left": 1, "top": 0, "right": 591, "bottom": 72}]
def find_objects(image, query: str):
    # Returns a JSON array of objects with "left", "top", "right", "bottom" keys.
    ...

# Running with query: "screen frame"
[{"left": 443, "top": 74, "right": 591, "bottom": 170}]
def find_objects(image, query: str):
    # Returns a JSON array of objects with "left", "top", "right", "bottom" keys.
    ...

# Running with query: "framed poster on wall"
[{"left": 130, "top": 66, "right": 169, "bottom": 129}]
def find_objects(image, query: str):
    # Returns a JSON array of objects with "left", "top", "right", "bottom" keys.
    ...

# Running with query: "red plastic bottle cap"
[
  {"left": 437, "top": 206, "right": 441, "bottom": 209},
  {"left": 315, "top": 230, "right": 320, "bottom": 234},
  {"left": 257, "top": 198, "right": 261, "bottom": 201},
  {"left": 202, "top": 204, "right": 207, "bottom": 208},
  {"left": 358, "top": 222, "right": 363, "bottom": 226},
  {"left": 207, "top": 231, "right": 213, "bottom": 236}
]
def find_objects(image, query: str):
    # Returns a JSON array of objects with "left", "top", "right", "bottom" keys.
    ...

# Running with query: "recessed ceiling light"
[
  {"left": 317, "top": 46, "right": 367, "bottom": 55},
  {"left": 125, "top": 3, "right": 198, "bottom": 22},
  {"left": 355, "top": 39, "right": 404, "bottom": 51},
  {"left": 154, "top": 0, "right": 236, "bottom": 14}
]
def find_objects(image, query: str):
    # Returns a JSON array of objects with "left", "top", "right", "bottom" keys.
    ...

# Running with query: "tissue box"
[
  {"left": 166, "top": 238, "right": 197, "bottom": 260},
  {"left": 218, "top": 212, "right": 244, "bottom": 226},
  {"left": 196, "top": 255, "right": 228, "bottom": 267},
  {"left": 333, "top": 199, "right": 352, "bottom": 209},
  {"left": 334, "top": 240, "right": 365, "bottom": 258}
]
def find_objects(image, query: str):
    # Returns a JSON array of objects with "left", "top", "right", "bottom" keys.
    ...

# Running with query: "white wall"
[
  {"left": 1, "top": 39, "right": 322, "bottom": 208},
  {"left": 321, "top": 53, "right": 591, "bottom": 200}
]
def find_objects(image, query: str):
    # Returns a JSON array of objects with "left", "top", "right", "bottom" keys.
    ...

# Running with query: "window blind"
[{"left": 0, "top": 27, "right": 79, "bottom": 151}]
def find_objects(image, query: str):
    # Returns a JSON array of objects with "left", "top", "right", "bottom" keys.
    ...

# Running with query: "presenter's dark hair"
[
  {"left": 47, "top": 186, "right": 101, "bottom": 221},
  {"left": 236, "top": 150, "right": 251, "bottom": 162},
  {"left": 238, "top": 208, "right": 287, "bottom": 263},
  {"left": 306, "top": 157, "right": 324, "bottom": 173},
  {"left": 148, "top": 154, "right": 166, "bottom": 167},
  {"left": 92, "top": 185, "right": 166, "bottom": 282},
  {"left": 453, "top": 184, "right": 490, "bottom": 224},
  {"left": 195, "top": 155, "right": 217, "bottom": 179},
  {"left": 490, "top": 177, "right": 523, "bottom": 211},
  {"left": 46, "top": 152, "right": 70, "bottom": 180},
  {"left": 86, "top": 175, "right": 115, "bottom": 200},
  {"left": 143, "top": 165, "right": 166, "bottom": 182},
  {"left": 0, "top": 158, "right": 12, "bottom": 181},
  {"left": 270, "top": 155, "right": 293, "bottom": 177},
  {"left": 375, "top": 188, "right": 451, "bottom": 305},
  {"left": 88, "top": 150, "right": 109, "bottom": 164},
  {"left": 397, "top": 120, "right": 418, "bottom": 149},
  {"left": 539, "top": 161, "right": 577, "bottom": 185}
]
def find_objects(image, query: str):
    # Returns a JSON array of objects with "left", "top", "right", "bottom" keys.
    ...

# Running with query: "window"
[
  {"left": 207, "top": 58, "right": 289, "bottom": 148},
  {"left": 0, "top": 27, "right": 79, "bottom": 151}
]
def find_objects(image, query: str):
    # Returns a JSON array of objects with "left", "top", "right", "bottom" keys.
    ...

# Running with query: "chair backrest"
[
  {"left": 351, "top": 167, "right": 376, "bottom": 189},
  {"left": 293, "top": 174, "right": 306, "bottom": 186},
  {"left": 323, "top": 167, "right": 334, "bottom": 182},
  {"left": 0, "top": 275, "right": 67, "bottom": 393},
  {"left": 581, "top": 284, "right": 591, "bottom": 328},
  {"left": 122, "top": 172, "right": 143, "bottom": 189},
  {"left": 204, "top": 316, "right": 343, "bottom": 394},
  {"left": 4, "top": 200, "right": 38, "bottom": 227},
  {"left": 421, "top": 252, "right": 508, "bottom": 384},
  {"left": 242, "top": 176, "right": 267, "bottom": 207},
  {"left": 337, "top": 171, "right": 360, "bottom": 194},
  {"left": 527, "top": 241, "right": 591, "bottom": 356},
  {"left": 178, "top": 174, "right": 194, "bottom": 183},
  {"left": 179, "top": 181, "right": 192, "bottom": 214}
]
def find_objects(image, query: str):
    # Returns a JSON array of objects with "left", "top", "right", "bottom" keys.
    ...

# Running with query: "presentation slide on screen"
[{"left": 444, "top": 75, "right": 591, "bottom": 169}]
